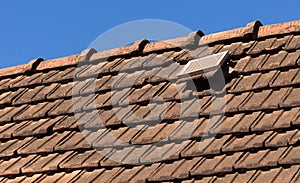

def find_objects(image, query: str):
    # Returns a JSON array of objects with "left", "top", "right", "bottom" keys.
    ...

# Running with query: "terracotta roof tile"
[
  {"left": 81, "top": 150, "right": 104, "bottom": 168},
  {"left": 201, "top": 21, "right": 262, "bottom": 44},
  {"left": 91, "top": 39, "right": 148, "bottom": 61},
  {"left": 247, "top": 38, "right": 277, "bottom": 55},
  {"left": 231, "top": 111, "right": 262, "bottom": 133},
  {"left": 230, "top": 73, "right": 261, "bottom": 93},
  {"left": 235, "top": 148, "right": 287, "bottom": 170},
  {"left": 0, "top": 155, "right": 37, "bottom": 176},
  {"left": 251, "top": 168, "right": 282, "bottom": 183},
  {"left": 22, "top": 152, "right": 73, "bottom": 174},
  {"left": 47, "top": 83, "right": 73, "bottom": 100},
  {"left": 271, "top": 166, "right": 300, "bottom": 183},
  {"left": 265, "top": 130, "right": 298, "bottom": 147},
  {"left": 271, "top": 69, "right": 298, "bottom": 87},
  {"left": 266, "top": 35, "right": 291, "bottom": 51},
  {"left": 52, "top": 116, "right": 78, "bottom": 132},
  {"left": 218, "top": 171, "right": 256, "bottom": 183},
  {"left": 281, "top": 87, "right": 300, "bottom": 108},
  {"left": 100, "top": 147, "right": 132, "bottom": 167},
  {"left": 17, "top": 131, "right": 70, "bottom": 155},
  {"left": 191, "top": 153, "right": 242, "bottom": 176},
  {"left": 0, "top": 58, "right": 43, "bottom": 78},
  {"left": 181, "top": 135, "right": 230, "bottom": 157},
  {"left": 13, "top": 102, "right": 57, "bottom": 121},
  {"left": 222, "top": 131, "right": 272, "bottom": 152},
  {"left": 47, "top": 99, "right": 74, "bottom": 116},
  {"left": 44, "top": 69, "right": 75, "bottom": 85},
  {"left": 258, "top": 20, "right": 300, "bottom": 38},
  {"left": 72, "top": 169, "right": 104, "bottom": 182},
  {"left": 239, "top": 90, "right": 272, "bottom": 111},
  {"left": 91, "top": 167, "right": 123, "bottom": 182},
  {"left": 0, "top": 123, "right": 16, "bottom": 140},
  {"left": 59, "top": 150, "right": 96, "bottom": 169},
  {"left": 5, "top": 174, "right": 42, "bottom": 183},
  {"left": 12, "top": 118, "right": 59, "bottom": 137},
  {"left": 0, "top": 78, "right": 12, "bottom": 92},
  {"left": 148, "top": 160, "right": 185, "bottom": 181},
  {"left": 111, "top": 166, "right": 143, "bottom": 183},
  {"left": 13, "top": 84, "right": 58, "bottom": 105},
  {"left": 233, "top": 56, "right": 251, "bottom": 73},
  {"left": 1, "top": 20, "right": 300, "bottom": 182},
  {"left": 285, "top": 35, "right": 300, "bottom": 51},
  {"left": 140, "top": 143, "right": 177, "bottom": 163},
  {"left": 251, "top": 110, "right": 282, "bottom": 132},
  {"left": 281, "top": 50, "right": 300, "bottom": 67},
  {"left": 37, "top": 171, "right": 82, "bottom": 183},
  {"left": 279, "top": 146, "right": 300, "bottom": 165},
  {"left": 0, "top": 138, "right": 32, "bottom": 158},
  {"left": 226, "top": 92, "right": 250, "bottom": 113},
  {"left": 261, "top": 51, "right": 288, "bottom": 71},
  {"left": 0, "top": 88, "right": 27, "bottom": 107},
  {"left": 212, "top": 113, "right": 244, "bottom": 135},
  {"left": 143, "top": 31, "right": 202, "bottom": 54},
  {"left": 36, "top": 55, "right": 80, "bottom": 71},
  {"left": 55, "top": 131, "right": 91, "bottom": 151},
  {"left": 0, "top": 105, "right": 28, "bottom": 124}
]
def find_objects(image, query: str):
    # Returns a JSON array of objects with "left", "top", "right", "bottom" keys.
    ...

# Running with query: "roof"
[{"left": 0, "top": 19, "right": 300, "bottom": 182}]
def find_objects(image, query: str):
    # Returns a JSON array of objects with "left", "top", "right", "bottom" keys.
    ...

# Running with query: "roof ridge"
[
  {"left": 201, "top": 20, "right": 262, "bottom": 44},
  {"left": 258, "top": 19, "right": 300, "bottom": 38},
  {"left": 0, "top": 58, "right": 44, "bottom": 78},
  {"left": 0, "top": 19, "right": 299, "bottom": 78}
]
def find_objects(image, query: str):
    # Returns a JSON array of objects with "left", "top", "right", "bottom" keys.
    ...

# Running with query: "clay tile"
[
  {"left": 90, "top": 39, "right": 149, "bottom": 61},
  {"left": 36, "top": 54, "right": 80, "bottom": 71},
  {"left": 258, "top": 20, "right": 300, "bottom": 38},
  {"left": 0, "top": 58, "right": 43, "bottom": 78},
  {"left": 79, "top": 48, "right": 97, "bottom": 62},
  {"left": 143, "top": 30, "right": 204, "bottom": 54},
  {"left": 201, "top": 20, "right": 262, "bottom": 44}
]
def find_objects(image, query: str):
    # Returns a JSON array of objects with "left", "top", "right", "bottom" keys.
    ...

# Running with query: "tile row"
[
  {"left": 0, "top": 98, "right": 299, "bottom": 143},
  {"left": 229, "top": 67, "right": 300, "bottom": 93},
  {"left": 2, "top": 164, "right": 299, "bottom": 183},
  {"left": 0, "top": 77, "right": 192, "bottom": 109},
  {"left": 3, "top": 164, "right": 300, "bottom": 183},
  {"left": 1, "top": 84, "right": 300, "bottom": 125},
  {"left": 1, "top": 143, "right": 300, "bottom": 181},
  {"left": 1, "top": 118, "right": 300, "bottom": 168},
  {"left": 220, "top": 34, "right": 299, "bottom": 58},
  {"left": 234, "top": 50, "right": 300, "bottom": 74},
  {"left": 184, "top": 165, "right": 300, "bottom": 183},
  {"left": 0, "top": 50, "right": 183, "bottom": 93}
]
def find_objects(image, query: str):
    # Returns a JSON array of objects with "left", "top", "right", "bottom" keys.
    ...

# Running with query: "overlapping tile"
[{"left": 0, "top": 20, "right": 300, "bottom": 182}]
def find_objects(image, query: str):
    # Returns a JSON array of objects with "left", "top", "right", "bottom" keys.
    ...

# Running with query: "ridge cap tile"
[
  {"left": 89, "top": 39, "right": 149, "bottom": 62},
  {"left": 0, "top": 58, "right": 43, "bottom": 78},
  {"left": 258, "top": 19, "right": 300, "bottom": 38},
  {"left": 36, "top": 54, "right": 80, "bottom": 71},
  {"left": 201, "top": 20, "right": 262, "bottom": 44},
  {"left": 143, "top": 30, "right": 204, "bottom": 54}
]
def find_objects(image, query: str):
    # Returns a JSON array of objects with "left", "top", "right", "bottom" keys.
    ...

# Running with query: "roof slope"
[{"left": 0, "top": 20, "right": 300, "bottom": 182}]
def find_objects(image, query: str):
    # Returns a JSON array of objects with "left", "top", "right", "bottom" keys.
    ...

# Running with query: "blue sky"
[{"left": 0, "top": 1, "right": 299, "bottom": 68}]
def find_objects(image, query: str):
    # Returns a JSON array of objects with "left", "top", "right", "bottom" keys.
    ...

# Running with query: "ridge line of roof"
[
  {"left": 258, "top": 19, "right": 300, "bottom": 38},
  {"left": 0, "top": 19, "right": 299, "bottom": 78},
  {"left": 0, "top": 58, "right": 44, "bottom": 78},
  {"left": 201, "top": 21, "right": 263, "bottom": 44}
]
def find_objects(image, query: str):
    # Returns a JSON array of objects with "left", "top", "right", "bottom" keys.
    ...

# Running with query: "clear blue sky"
[{"left": 0, "top": 1, "right": 299, "bottom": 69}]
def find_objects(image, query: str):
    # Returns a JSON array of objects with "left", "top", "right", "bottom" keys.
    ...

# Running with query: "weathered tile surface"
[{"left": 0, "top": 20, "right": 300, "bottom": 182}]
